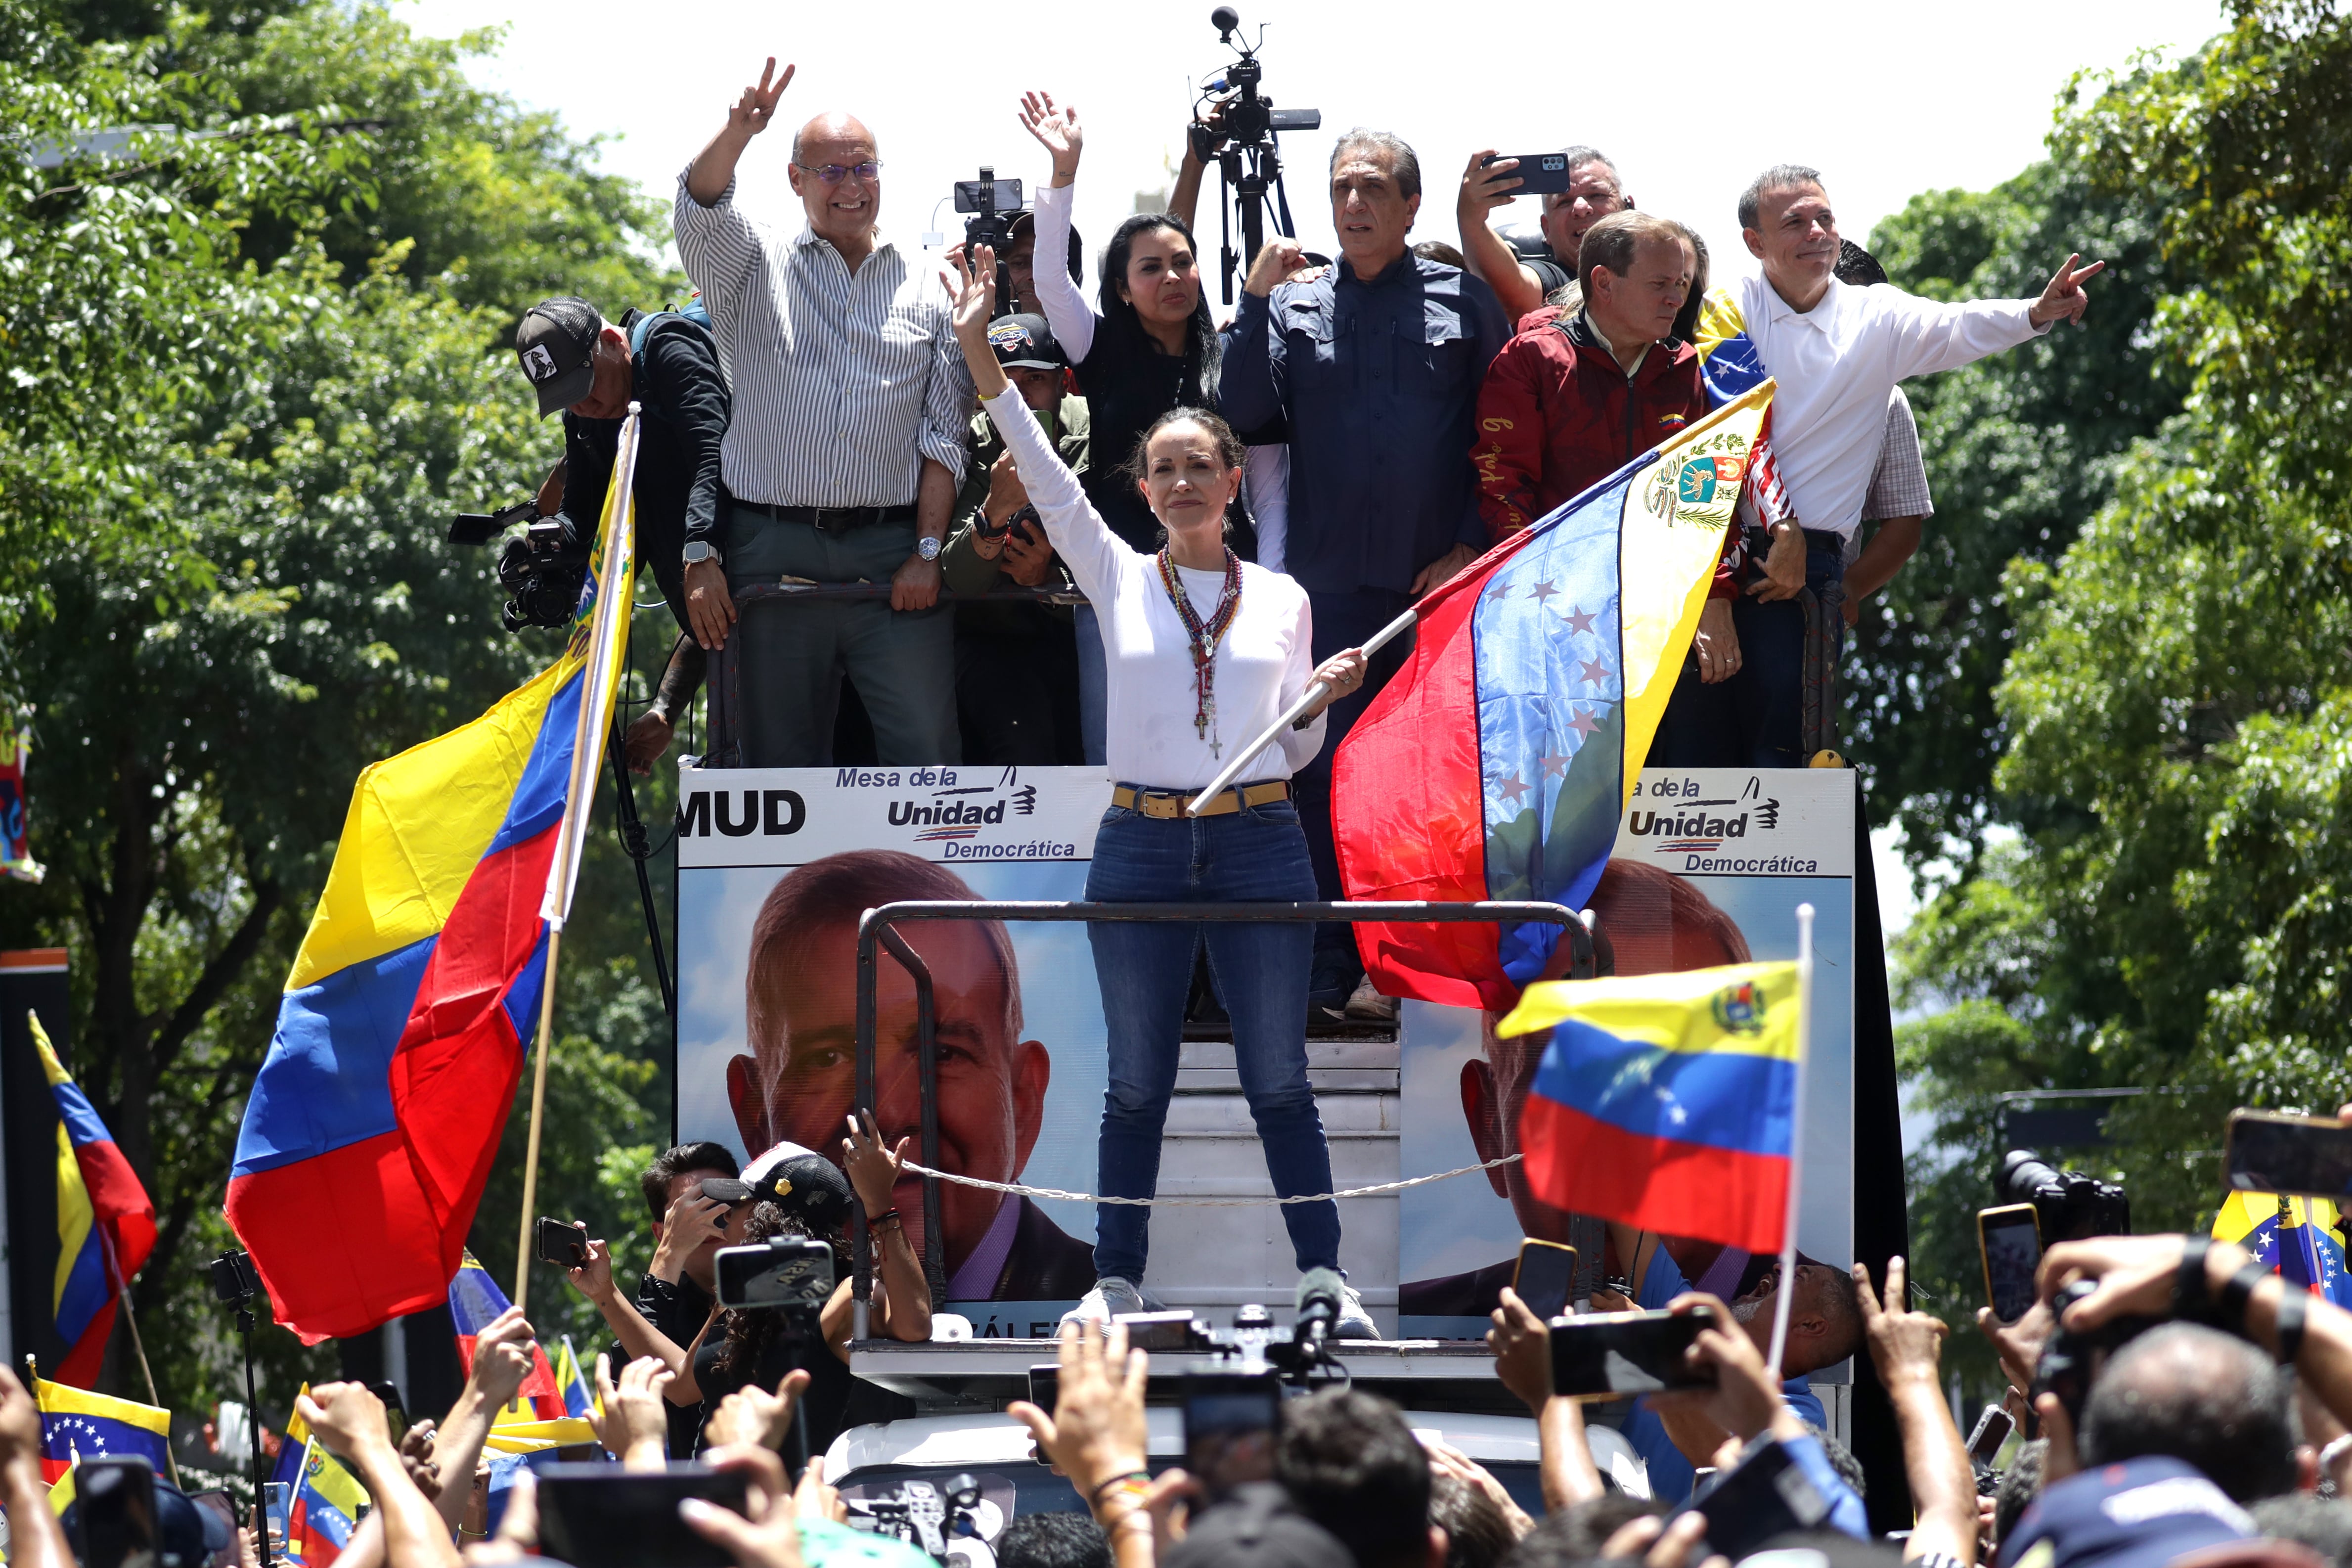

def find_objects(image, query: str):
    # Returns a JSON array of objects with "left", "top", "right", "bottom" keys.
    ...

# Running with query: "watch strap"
[
  {"left": 2219, "top": 1258, "right": 2269, "bottom": 1334},
  {"left": 2176, "top": 1236, "right": 2215, "bottom": 1323},
  {"left": 2275, "top": 1286, "right": 2308, "bottom": 1367}
]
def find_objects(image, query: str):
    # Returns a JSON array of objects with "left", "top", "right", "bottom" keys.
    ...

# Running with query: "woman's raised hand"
[
  {"left": 951, "top": 245, "right": 1011, "bottom": 399},
  {"left": 1018, "top": 91, "right": 1082, "bottom": 184}
]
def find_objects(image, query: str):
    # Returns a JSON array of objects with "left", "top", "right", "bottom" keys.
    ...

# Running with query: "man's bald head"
[
  {"left": 790, "top": 112, "right": 876, "bottom": 164},
  {"left": 787, "top": 112, "right": 882, "bottom": 253},
  {"left": 2080, "top": 1322, "right": 2297, "bottom": 1502}
]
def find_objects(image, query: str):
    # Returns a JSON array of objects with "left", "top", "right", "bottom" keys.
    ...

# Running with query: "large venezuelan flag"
[
  {"left": 1498, "top": 962, "right": 1802, "bottom": 1255},
  {"left": 1334, "top": 384, "right": 1775, "bottom": 1012},
  {"left": 226, "top": 418, "right": 641, "bottom": 1344},
  {"left": 2215, "top": 1191, "right": 2352, "bottom": 1308},
  {"left": 31, "top": 1013, "right": 156, "bottom": 1388},
  {"left": 34, "top": 1377, "right": 171, "bottom": 1486}
]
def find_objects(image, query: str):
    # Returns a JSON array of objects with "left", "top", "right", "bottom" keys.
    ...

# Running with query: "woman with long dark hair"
[
  {"left": 1017, "top": 91, "right": 1244, "bottom": 766},
  {"left": 949, "top": 241, "right": 1377, "bottom": 1334}
]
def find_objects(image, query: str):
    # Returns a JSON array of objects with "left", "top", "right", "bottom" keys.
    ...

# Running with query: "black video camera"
[
  {"left": 1997, "top": 1149, "right": 2130, "bottom": 1243},
  {"left": 846, "top": 1474, "right": 985, "bottom": 1564},
  {"left": 449, "top": 499, "right": 589, "bottom": 633},
  {"left": 2033, "top": 1277, "right": 2160, "bottom": 1428},
  {"left": 209, "top": 1249, "right": 260, "bottom": 1307},
  {"left": 1195, "top": 7, "right": 1320, "bottom": 158}
]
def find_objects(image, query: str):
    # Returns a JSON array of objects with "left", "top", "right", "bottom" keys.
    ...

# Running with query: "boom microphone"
[{"left": 1294, "top": 1267, "right": 1345, "bottom": 1344}]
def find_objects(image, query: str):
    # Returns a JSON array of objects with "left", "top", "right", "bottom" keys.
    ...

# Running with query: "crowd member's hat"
[
  {"left": 515, "top": 297, "right": 603, "bottom": 417},
  {"left": 62, "top": 1472, "right": 231, "bottom": 1568},
  {"left": 986, "top": 314, "right": 1067, "bottom": 372},
  {"left": 1834, "top": 239, "right": 1889, "bottom": 288},
  {"left": 1165, "top": 1484, "right": 1356, "bottom": 1568},
  {"left": 743, "top": 1139, "right": 855, "bottom": 1232},
  {"left": 1998, "top": 1456, "right": 2255, "bottom": 1568}
]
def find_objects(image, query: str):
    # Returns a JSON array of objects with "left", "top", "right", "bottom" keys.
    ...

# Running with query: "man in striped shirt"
[{"left": 675, "top": 58, "right": 972, "bottom": 764}]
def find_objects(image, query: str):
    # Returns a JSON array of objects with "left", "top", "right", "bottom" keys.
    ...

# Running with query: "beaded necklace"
[{"left": 1155, "top": 546, "right": 1243, "bottom": 758}]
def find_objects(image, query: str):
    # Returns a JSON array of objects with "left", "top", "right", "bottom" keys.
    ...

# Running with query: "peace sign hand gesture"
[
  {"left": 1018, "top": 91, "right": 1082, "bottom": 185},
  {"left": 2029, "top": 252, "right": 2105, "bottom": 328},
  {"left": 728, "top": 57, "right": 795, "bottom": 142}
]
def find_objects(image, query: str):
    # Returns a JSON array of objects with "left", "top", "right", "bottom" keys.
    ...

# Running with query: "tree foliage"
[{"left": 0, "top": 0, "right": 684, "bottom": 1421}]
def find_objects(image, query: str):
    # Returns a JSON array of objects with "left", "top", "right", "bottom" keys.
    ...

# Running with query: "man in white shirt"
[
  {"left": 673, "top": 58, "right": 972, "bottom": 766},
  {"left": 1691, "top": 162, "right": 2101, "bottom": 766}
]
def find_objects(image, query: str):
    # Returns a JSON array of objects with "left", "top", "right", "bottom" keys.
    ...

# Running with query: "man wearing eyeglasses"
[{"left": 675, "top": 58, "right": 972, "bottom": 765}]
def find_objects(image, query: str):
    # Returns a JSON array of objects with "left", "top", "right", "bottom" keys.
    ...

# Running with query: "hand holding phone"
[
  {"left": 1182, "top": 1373, "right": 1282, "bottom": 1501},
  {"left": 535, "top": 1216, "right": 589, "bottom": 1271},
  {"left": 1676, "top": 1435, "right": 1830, "bottom": 1559},
  {"left": 1550, "top": 1303, "right": 1720, "bottom": 1397},
  {"left": 536, "top": 1463, "right": 750, "bottom": 1568},
  {"left": 1978, "top": 1205, "right": 2042, "bottom": 1325},
  {"left": 2225, "top": 1109, "right": 2352, "bottom": 1200},
  {"left": 70, "top": 1458, "right": 159, "bottom": 1568},
  {"left": 1479, "top": 152, "right": 1579, "bottom": 196}
]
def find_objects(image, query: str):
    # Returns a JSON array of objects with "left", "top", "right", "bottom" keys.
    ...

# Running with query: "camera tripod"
[{"left": 1197, "top": 7, "right": 1319, "bottom": 303}]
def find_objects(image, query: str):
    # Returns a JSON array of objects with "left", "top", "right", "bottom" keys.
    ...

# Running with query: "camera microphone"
[
  {"left": 1294, "top": 1267, "right": 1344, "bottom": 1344},
  {"left": 1210, "top": 4, "right": 1241, "bottom": 38}
]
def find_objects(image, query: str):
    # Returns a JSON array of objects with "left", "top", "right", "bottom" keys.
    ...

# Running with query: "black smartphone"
[
  {"left": 1679, "top": 1435, "right": 1829, "bottom": 1559},
  {"left": 1550, "top": 1306, "right": 1720, "bottom": 1397},
  {"left": 1513, "top": 1239, "right": 1579, "bottom": 1319},
  {"left": 536, "top": 1463, "right": 751, "bottom": 1568},
  {"left": 954, "top": 176, "right": 1023, "bottom": 215},
  {"left": 1966, "top": 1402, "right": 2014, "bottom": 1469},
  {"left": 1182, "top": 1372, "right": 1282, "bottom": 1501},
  {"left": 189, "top": 1489, "right": 241, "bottom": 1568},
  {"left": 535, "top": 1216, "right": 589, "bottom": 1271},
  {"left": 1978, "top": 1203, "right": 2042, "bottom": 1325},
  {"left": 2226, "top": 1110, "right": 2352, "bottom": 1200},
  {"left": 71, "top": 1457, "right": 159, "bottom": 1568},
  {"left": 364, "top": 1379, "right": 408, "bottom": 1446},
  {"left": 1480, "top": 152, "right": 1581, "bottom": 196},
  {"left": 714, "top": 1236, "right": 835, "bottom": 1311},
  {"left": 1027, "top": 1364, "right": 1059, "bottom": 1413}
]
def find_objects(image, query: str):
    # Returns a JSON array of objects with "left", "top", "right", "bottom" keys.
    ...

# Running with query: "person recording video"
[
  {"left": 942, "top": 313, "right": 1088, "bottom": 765},
  {"left": 949, "top": 237, "right": 1378, "bottom": 1335}
]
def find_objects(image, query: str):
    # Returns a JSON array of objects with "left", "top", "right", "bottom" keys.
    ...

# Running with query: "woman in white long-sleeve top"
[{"left": 951, "top": 244, "right": 1377, "bottom": 1335}]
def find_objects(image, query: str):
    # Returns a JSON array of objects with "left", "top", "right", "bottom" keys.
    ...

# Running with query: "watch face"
[{"left": 918, "top": 537, "right": 941, "bottom": 561}]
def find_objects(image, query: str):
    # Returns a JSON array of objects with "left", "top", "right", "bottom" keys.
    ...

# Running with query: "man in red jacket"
[{"left": 1472, "top": 211, "right": 1741, "bottom": 682}]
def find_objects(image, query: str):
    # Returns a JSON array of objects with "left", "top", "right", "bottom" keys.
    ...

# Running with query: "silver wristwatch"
[
  {"left": 682, "top": 541, "right": 723, "bottom": 567},
  {"left": 916, "top": 536, "right": 942, "bottom": 562}
]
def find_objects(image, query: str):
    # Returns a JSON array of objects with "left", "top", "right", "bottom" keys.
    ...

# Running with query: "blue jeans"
[
  {"left": 1652, "top": 539, "right": 1846, "bottom": 769},
  {"left": 1074, "top": 603, "right": 1109, "bottom": 768},
  {"left": 1293, "top": 587, "right": 1417, "bottom": 985},
  {"left": 1085, "top": 793, "right": 1341, "bottom": 1283}
]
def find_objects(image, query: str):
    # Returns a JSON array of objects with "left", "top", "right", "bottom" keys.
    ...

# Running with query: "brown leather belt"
[{"left": 1111, "top": 780, "right": 1289, "bottom": 819}]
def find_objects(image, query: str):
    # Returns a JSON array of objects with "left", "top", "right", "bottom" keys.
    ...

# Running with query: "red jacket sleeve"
[{"left": 1473, "top": 336, "right": 1549, "bottom": 544}]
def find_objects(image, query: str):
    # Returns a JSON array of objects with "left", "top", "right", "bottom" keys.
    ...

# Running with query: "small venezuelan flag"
[
  {"left": 31, "top": 1013, "right": 156, "bottom": 1389},
  {"left": 1499, "top": 962, "right": 1802, "bottom": 1254},
  {"left": 34, "top": 1377, "right": 171, "bottom": 1487},
  {"left": 449, "top": 1252, "right": 564, "bottom": 1418},
  {"left": 271, "top": 1389, "right": 370, "bottom": 1568},
  {"left": 2214, "top": 1191, "right": 2352, "bottom": 1308}
]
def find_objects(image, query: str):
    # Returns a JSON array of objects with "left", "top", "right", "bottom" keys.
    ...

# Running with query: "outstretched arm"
[
  {"left": 1858, "top": 1259, "right": 1977, "bottom": 1565},
  {"left": 1455, "top": 151, "right": 1546, "bottom": 322},
  {"left": 686, "top": 57, "right": 792, "bottom": 207},
  {"left": 1017, "top": 92, "right": 1097, "bottom": 363}
]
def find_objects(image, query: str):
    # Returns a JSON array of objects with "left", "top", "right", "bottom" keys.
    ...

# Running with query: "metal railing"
[{"left": 846, "top": 897, "right": 1592, "bottom": 1330}]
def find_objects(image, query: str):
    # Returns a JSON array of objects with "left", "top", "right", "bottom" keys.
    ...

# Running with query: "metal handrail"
[
  {"left": 846, "top": 897, "right": 1592, "bottom": 1334},
  {"left": 705, "top": 582, "right": 1088, "bottom": 767}
]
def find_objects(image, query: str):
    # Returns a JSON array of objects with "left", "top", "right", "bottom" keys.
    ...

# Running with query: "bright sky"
[{"left": 399, "top": 0, "right": 2226, "bottom": 305}]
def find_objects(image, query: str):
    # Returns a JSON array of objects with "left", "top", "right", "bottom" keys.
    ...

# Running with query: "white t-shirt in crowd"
[{"left": 983, "top": 386, "right": 1326, "bottom": 790}]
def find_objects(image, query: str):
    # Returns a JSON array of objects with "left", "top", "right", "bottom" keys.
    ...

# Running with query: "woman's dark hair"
[
  {"left": 1097, "top": 212, "right": 1219, "bottom": 395},
  {"left": 1118, "top": 406, "right": 1246, "bottom": 489},
  {"left": 713, "top": 1200, "right": 849, "bottom": 1378},
  {"left": 1670, "top": 221, "right": 1711, "bottom": 346}
]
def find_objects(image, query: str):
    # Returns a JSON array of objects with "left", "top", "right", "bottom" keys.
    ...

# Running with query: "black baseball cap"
[
  {"left": 515, "top": 297, "right": 602, "bottom": 417},
  {"left": 985, "top": 313, "right": 1066, "bottom": 372}
]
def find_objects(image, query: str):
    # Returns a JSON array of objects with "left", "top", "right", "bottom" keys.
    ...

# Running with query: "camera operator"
[
  {"left": 942, "top": 313, "right": 1088, "bottom": 765},
  {"left": 1455, "top": 146, "right": 1634, "bottom": 325},
  {"left": 512, "top": 296, "right": 728, "bottom": 771},
  {"left": 1220, "top": 128, "right": 1508, "bottom": 1020}
]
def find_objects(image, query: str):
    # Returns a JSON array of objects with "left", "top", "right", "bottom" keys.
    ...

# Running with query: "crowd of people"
[
  {"left": 18, "top": 1209, "right": 2352, "bottom": 1568},
  {"left": 513, "top": 59, "right": 2101, "bottom": 1024}
]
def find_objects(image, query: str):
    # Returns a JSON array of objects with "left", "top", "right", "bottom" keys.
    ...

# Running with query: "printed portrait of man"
[
  {"left": 1400, "top": 858, "right": 1754, "bottom": 1317},
  {"left": 727, "top": 849, "right": 1097, "bottom": 1300}
]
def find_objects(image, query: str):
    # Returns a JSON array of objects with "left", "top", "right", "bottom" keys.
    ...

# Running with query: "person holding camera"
[
  {"left": 949, "top": 239, "right": 1377, "bottom": 1335},
  {"left": 942, "top": 313, "right": 1089, "bottom": 765},
  {"left": 675, "top": 59, "right": 971, "bottom": 768},
  {"left": 512, "top": 295, "right": 730, "bottom": 772}
]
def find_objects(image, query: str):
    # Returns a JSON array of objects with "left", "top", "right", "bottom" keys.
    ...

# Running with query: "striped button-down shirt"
[{"left": 674, "top": 175, "right": 971, "bottom": 508}]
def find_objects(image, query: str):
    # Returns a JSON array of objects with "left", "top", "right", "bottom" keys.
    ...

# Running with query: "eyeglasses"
[{"left": 796, "top": 161, "right": 882, "bottom": 184}]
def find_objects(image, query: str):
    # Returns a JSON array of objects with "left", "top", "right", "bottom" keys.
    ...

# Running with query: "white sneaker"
[
  {"left": 1334, "top": 1279, "right": 1380, "bottom": 1340},
  {"left": 1344, "top": 976, "right": 1399, "bottom": 1022},
  {"left": 1061, "top": 1276, "right": 1150, "bottom": 1328}
]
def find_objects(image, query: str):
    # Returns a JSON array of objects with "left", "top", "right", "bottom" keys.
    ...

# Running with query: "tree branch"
[{"left": 148, "top": 876, "right": 285, "bottom": 1083}]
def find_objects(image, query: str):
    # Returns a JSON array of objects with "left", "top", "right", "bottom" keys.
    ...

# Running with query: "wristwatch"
[
  {"left": 916, "top": 536, "right": 942, "bottom": 562},
  {"left": 682, "top": 541, "right": 723, "bottom": 566}
]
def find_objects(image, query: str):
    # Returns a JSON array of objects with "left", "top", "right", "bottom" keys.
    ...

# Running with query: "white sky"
[{"left": 398, "top": 0, "right": 2227, "bottom": 303}]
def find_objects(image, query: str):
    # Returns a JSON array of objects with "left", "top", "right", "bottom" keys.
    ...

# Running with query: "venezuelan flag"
[
  {"left": 552, "top": 1336, "right": 595, "bottom": 1421},
  {"left": 448, "top": 1252, "right": 563, "bottom": 1418},
  {"left": 30, "top": 1015, "right": 156, "bottom": 1388},
  {"left": 34, "top": 1376, "right": 170, "bottom": 1486},
  {"left": 1691, "top": 291, "right": 1794, "bottom": 524},
  {"left": 1334, "top": 385, "right": 1775, "bottom": 1011},
  {"left": 225, "top": 419, "right": 640, "bottom": 1344},
  {"left": 270, "top": 1391, "right": 369, "bottom": 1568},
  {"left": 2215, "top": 1192, "right": 2352, "bottom": 1308},
  {"left": 1499, "top": 962, "right": 1802, "bottom": 1254}
]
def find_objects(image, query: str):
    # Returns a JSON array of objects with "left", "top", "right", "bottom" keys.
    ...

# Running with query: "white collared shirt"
[
  {"left": 1733, "top": 273, "right": 2044, "bottom": 537},
  {"left": 673, "top": 175, "right": 972, "bottom": 507}
]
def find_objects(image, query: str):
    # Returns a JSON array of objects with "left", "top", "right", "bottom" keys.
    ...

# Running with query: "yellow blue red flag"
[
  {"left": 225, "top": 416, "right": 640, "bottom": 1344},
  {"left": 1499, "top": 962, "right": 1801, "bottom": 1254},
  {"left": 31, "top": 1014, "right": 155, "bottom": 1388},
  {"left": 34, "top": 1376, "right": 170, "bottom": 1487},
  {"left": 2214, "top": 1191, "right": 2352, "bottom": 1307}
]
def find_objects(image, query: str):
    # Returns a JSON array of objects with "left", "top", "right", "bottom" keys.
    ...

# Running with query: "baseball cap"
[
  {"left": 985, "top": 313, "right": 1066, "bottom": 372},
  {"left": 61, "top": 1475, "right": 232, "bottom": 1568},
  {"left": 743, "top": 1139, "right": 854, "bottom": 1232},
  {"left": 1165, "top": 1484, "right": 1357, "bottom": 1568},
  {"left": 1999, "top": 1456, "right": 2255, "bottom": 1568},
  {"left": 515, "top": 297, "right": 602, "bottom": 417}
]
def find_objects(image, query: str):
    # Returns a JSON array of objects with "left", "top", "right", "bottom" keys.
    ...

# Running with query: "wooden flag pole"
[
  {"left": 1767, "top": 902, "right": 1816, "bottom": 1378},
  {"left": 114, "top": 1284, "right": 180, "bottom": 1486},
  {"left": 512, "top": 926, "right": 563, "bottom": 1318}
]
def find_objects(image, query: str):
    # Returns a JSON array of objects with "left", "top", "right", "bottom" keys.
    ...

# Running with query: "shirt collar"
[
  {"left": 1336, "top": 251, "right": 1415, "bottom": 289},
  {"left": 1763, "top": 272, "right": 1842, "bottom": 328},
  {"left": 944, "top": 1194, "right": 1021, "bottom": 1299},
  {"left": 792, "top": 223, "right": 896, "bottom": 260},
  {"left": 1573, "top": 308, "right": 1650, "bottom": 375}
]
